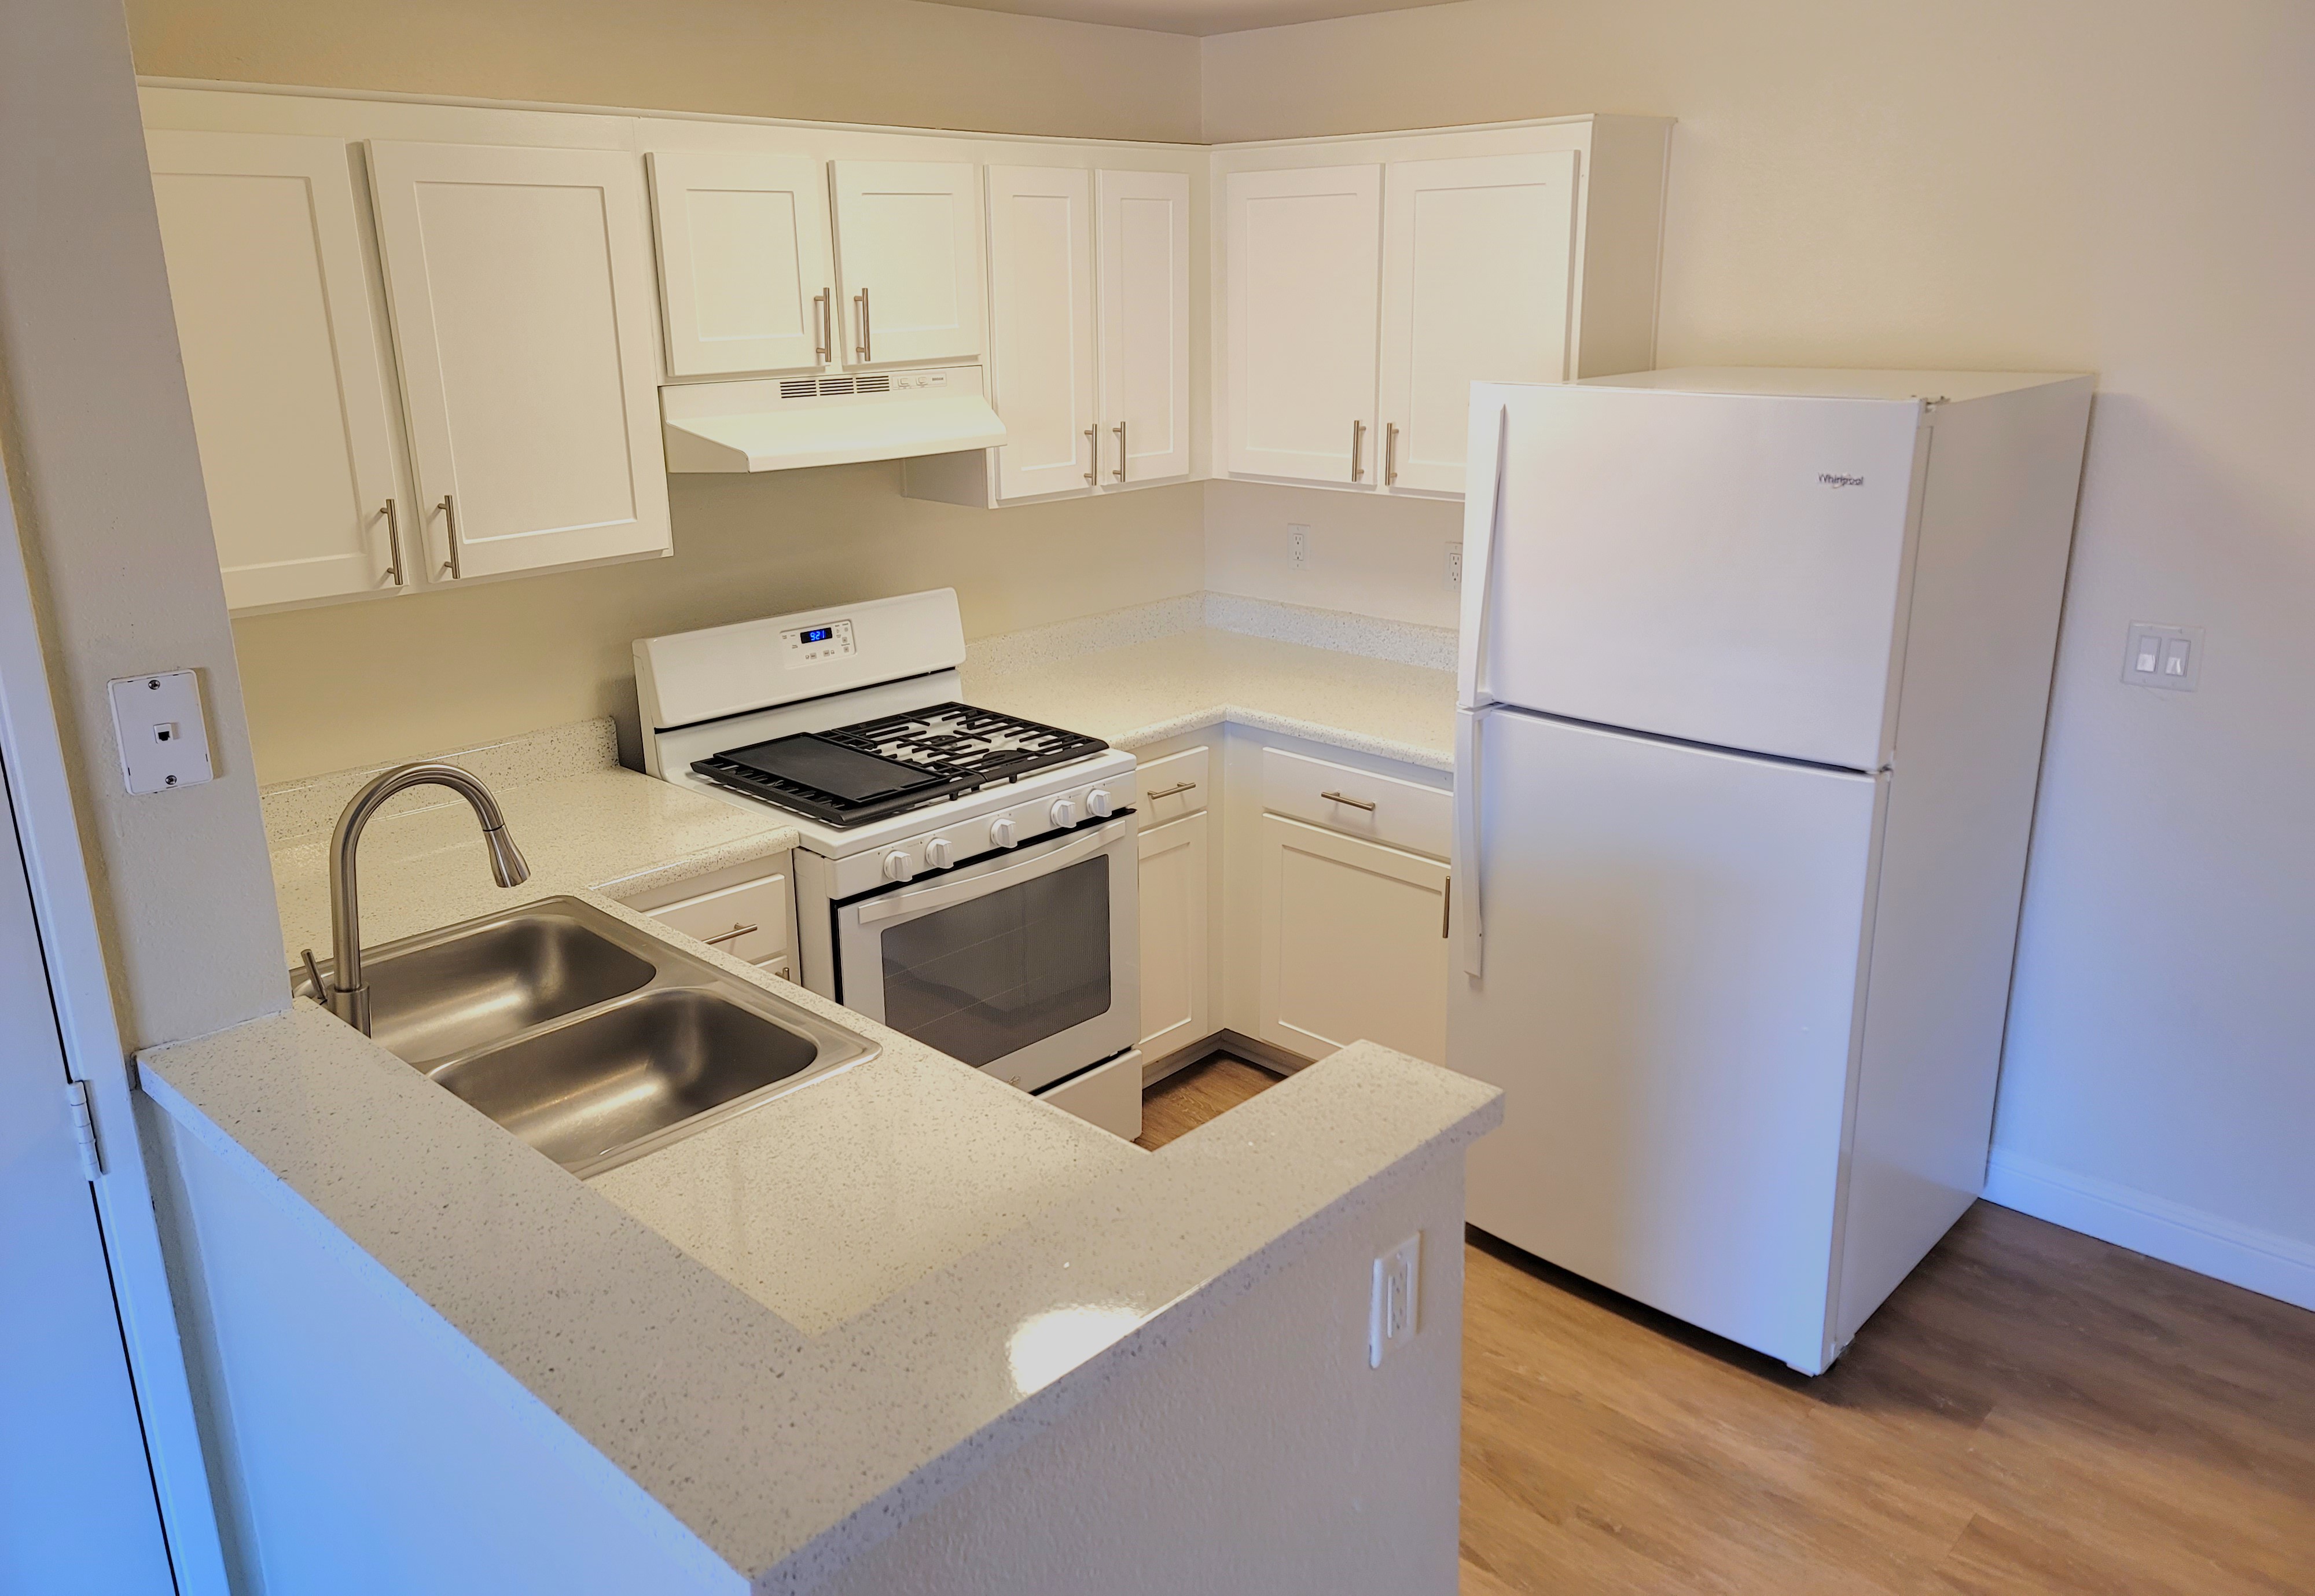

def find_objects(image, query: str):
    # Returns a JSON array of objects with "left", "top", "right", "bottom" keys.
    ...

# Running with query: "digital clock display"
[{"left": 800, "top": 626, "right": 835, "bottom": 644}]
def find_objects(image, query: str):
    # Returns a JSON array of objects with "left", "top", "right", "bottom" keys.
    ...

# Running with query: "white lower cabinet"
[
  {"left": 624, "top": 856, "right": 796, "bottom": 981},
  {"left": 1255, "top": 813, "right": 1449, "bottom": 1066},
  {"left": 1136, "top": 809, "right": 1211, "bottom": 1060}
]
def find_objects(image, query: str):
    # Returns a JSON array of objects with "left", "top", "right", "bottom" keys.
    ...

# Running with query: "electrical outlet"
[
  {"left": 1369, "top": 1231, "right": 1421, "bottom": 1367},
  {"left": 2123, "top": 622, "right": 2203, "bottom": 692},
  {"left": 1445, "top": 542, "right": 1463, "bottom": 591},
  {"left": 1288, "top": 523, "right": 1310, "bottom": 571}
]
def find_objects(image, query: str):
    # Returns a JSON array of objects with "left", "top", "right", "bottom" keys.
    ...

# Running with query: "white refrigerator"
[{"left": 1449, "top": 368, "right": 2092, "bottom": 1373}]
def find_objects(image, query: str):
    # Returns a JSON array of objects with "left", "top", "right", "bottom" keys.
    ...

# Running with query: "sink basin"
[
  {"left": 297, "top": 896, "right": 878, "bottom": 1176},
  {"left": 317, "top": 910, "right": 655, "bottom": 1067},
  {"left": 430, "top": 989, "right": 826, "bottom": 1176}
]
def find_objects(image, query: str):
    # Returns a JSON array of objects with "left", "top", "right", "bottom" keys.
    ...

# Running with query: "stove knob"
[
  {"left": 1049, "top": 797, "right": 1078, "bottom": 829},
  {"left": 1086, "top": 788, "right": 1114, "bottom": 818},
  {"left": 989, "top": 815, "right": 1018, "bottom": 849},
  {"left": 924, "top": 837, "right": 953, "bottom": 870},
  {"left": 883, "top": 850, "right": 914, "bottom": 882}
]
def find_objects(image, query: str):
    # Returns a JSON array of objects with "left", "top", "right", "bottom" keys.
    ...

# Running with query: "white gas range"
[{"left": 635, "top": 590, "right": 1140, "bottom": 1100}]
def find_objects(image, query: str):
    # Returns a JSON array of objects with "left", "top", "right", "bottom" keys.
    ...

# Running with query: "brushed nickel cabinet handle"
[
  {"left": 437, "top": 494, "right": 461, "bottom": 580},
  {"left": 381, "top": 498, "right": 404, "bottom": 587},
  {"left": 854, "top": 287, "right": 872, "bottom": 362},
  {"left": 1350, "top": 419, "right": 1366, "bottom": 482},
  {"left": 1145, "top": 779, "right": 1198, "bottom": 802},
  {"left": 1384, "top": 422, "right": 1400, "bottom": 487},
  {"left": 703, "top": 922, "right": 759, "bottom": 947},
  {"left": 1112, "top": 420, "right": 1127, "bottom": 482},
  {"left": 1320, "top": 789, "right": 1377, "bottom": 812},
  {"left": 814, "top": 288, "right": 832, "bottom": 363},
  {"left": 1084, "top": 424, "right": 1098, "bottom": 484}
]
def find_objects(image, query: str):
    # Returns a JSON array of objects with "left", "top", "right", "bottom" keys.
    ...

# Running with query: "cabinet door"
[
  {"left": 646, "top": 150, "right": 834, "bottom": 378},
  {"left": 1223, "top": 164, "right": 1382, "bottom": 485},
  {"left": 1096, "top": 168, "right": 1191, "bottom": 486},
  {"left": 1258, "top": 814, "right": 1448, "bottom": 1064},
  {"left": 830, "top": 160, "right": 983, "bottom": 366},
  {"left": 147, "top": 130, "right": 407, "bottom": 611},
  {"left": 986, "top": 166, "right": 1098, "bottom": 501},
  {"left": 1379, "top": 152, "right": 1577, "bottom": 495},
  {"left": 1137, "top": 810, "right": 1211, "bottom": 1058},
  {"left": 367, "top": 141, "right": 671, "bottom": 581}
]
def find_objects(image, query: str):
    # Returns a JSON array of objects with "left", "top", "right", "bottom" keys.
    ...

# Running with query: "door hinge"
[{"left": 64, "top": 1079, "right": 102, "bottom": 1179}]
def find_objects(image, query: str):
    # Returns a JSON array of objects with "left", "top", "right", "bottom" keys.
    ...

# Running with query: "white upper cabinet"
[
  {"left": 367, "top": 140, "right": 671, "bottom": 582},
  {"left": 147, "top": 130, "right": 409, "bottom": 612},
  {"left": 1223, "top": 164, "right": 1383, "bottom": 486},
  {"left": 1217, "top": 117, "right": 1671, "bottom": 497},
  {"left": 1098, "top": 168, "right": 1192, "bottom": 486},
  {"left": 646, "top": 150, "right": 835, "bottom": 378},
  {"left": 986, "top": 165, "right": 1099, "bottom": 501},
  {"left": 829, "top": 160, "right": 983, "bottom": 367},
  {"left": 1378, "top": 151, "right": 1577, "bottom": 495}
]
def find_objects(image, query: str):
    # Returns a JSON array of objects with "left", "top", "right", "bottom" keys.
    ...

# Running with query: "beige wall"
[
  {"left": 127, "top": 0, "right": 1210, "bottom": 785},
  {"left": 1202, "top": 1, "right": 2315, "bottom": 1262},
  {"left": 233, "top": 473, "right": 1205, "bottom": 782},
  {"left": 128, "top": 0, "right": 1203, "bottom": 144},
  {"left": 1, "top": 0, "right": 284, "bottom": 1049}
]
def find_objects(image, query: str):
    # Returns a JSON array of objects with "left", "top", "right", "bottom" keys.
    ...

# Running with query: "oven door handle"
[{"left": 854, "top": 817, "right": 1133, "bottom": 926}]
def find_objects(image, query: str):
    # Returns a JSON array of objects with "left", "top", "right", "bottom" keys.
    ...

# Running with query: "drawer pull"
[
  {"left": 1145, "top": 780, "right": 1199, "bottom": 802},
  {"left": 702, "top": 922, "right": 759, "bottom": 947},
  {"left": 1320, "top": 789, "right": 1377, "bottom": 812}
]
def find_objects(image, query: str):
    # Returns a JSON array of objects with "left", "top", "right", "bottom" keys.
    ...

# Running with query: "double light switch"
[{"left": 2123, "top": 623, "right": 2203, "bottom": 692}]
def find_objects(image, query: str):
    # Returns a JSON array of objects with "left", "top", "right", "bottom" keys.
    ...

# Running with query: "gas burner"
[{"left": 690, "top": 703, "right": 1107, "bottom": 828}]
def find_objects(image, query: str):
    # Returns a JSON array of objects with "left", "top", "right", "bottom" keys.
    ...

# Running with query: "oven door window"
[{"left": 878, "top": 856, "right": 1112, "bottom": 1067}]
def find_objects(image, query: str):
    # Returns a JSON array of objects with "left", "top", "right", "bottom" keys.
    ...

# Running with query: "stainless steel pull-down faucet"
[{"left": 302, "top": 762, "right": 530, "bottom": 1035}]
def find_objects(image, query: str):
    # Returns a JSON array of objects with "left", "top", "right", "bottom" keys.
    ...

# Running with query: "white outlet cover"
[
  {"left": 1369, "top": 1231, "right": 1421, "bottom": 1367},
  {"left": 107, "top": 671, "right": 214, "bottom": 795}
]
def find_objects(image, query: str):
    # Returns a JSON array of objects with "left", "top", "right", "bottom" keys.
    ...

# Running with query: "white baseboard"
[{"left": 1982, "top": 1149, "right": 2315, "bottom": 1313}]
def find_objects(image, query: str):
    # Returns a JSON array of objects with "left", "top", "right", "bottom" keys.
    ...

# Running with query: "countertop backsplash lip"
[
  {"left": 258, "top": 716, "right": 623, "bottom": 848},
  {"left": 964, "top": 592, "right": 1459, "bottom": 681}
]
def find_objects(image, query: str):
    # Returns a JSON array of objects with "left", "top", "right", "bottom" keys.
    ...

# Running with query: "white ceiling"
[{"left": 910, "top": 0, "right": 1467, "bottom": 38}]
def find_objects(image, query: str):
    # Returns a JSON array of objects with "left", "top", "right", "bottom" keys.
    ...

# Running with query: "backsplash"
[
  {"left": 258, "top": 718, "right": 620, "bottom": 848},
  {"left": 966, "top": 591, "right": 1458, "bottom": 678}
]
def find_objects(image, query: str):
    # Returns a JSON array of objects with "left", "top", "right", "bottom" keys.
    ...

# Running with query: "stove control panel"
[
  {"left": 818, "top": 760, "right": 1140, "bottom": 898},
  {"left": 782, "top": 619, "right": 857, "bottom": 666}
]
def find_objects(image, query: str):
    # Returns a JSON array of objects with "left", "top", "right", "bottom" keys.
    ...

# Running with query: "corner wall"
[
  {"left": 0, "top": 0, "right": 283, "bottom": 1049},
  {"left": 1199, "top": 0, "right": 2315, "bottom": 1300}
]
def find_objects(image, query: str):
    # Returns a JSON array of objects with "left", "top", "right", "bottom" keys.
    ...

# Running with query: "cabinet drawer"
[
  {"left": 1259, "top": 746, "right": 1450, "bottom": 860},
  {"left": 1134, "top": 745, "right": 1210, "bottom": 822},
  {"left": 647, "top": 871, "right": 792, "bottom": 976}
]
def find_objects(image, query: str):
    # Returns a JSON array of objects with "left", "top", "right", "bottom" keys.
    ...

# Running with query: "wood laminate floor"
[{"left": 1137, "top": 1056, "right": 2315, "bottom": 1596}]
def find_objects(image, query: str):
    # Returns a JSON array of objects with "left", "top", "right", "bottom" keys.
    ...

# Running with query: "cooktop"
[{"left": 689, "top": 703, "right": 1108, "bottom": 828}]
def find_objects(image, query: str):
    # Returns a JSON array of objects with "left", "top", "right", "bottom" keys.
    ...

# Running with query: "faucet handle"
[{"left": 297, "top": 947, "right": 328, "bottom": 1002}]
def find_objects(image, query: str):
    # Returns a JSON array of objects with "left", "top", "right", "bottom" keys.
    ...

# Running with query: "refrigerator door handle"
[
  {"left": 1454, "top": 705, "right": 1487, "bottom": 977},
  {"left": 1457, "top": 400, "right": 1511, "bottom": 710}
]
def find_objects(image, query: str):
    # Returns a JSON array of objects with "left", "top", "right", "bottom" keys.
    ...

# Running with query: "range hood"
[{"left": 660, "top": 364, "right": 1006, "bottom": 473}]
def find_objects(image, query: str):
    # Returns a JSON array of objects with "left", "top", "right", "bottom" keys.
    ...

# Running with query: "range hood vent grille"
[{"left": 778, "top": 374, "right": 893, "bottom": 400}]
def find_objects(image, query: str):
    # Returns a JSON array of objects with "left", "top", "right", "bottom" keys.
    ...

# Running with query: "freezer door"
[
  {"left": 1450, "top": 708, "right": 1882, "bottom": 1373},
  {"left": 1464, "top": 384, "right": 1925, "bottom": 771}
]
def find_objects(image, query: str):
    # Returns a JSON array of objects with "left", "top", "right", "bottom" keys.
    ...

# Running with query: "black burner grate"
[{"left": 691, "top": 703, "right": 1107, "bottom": 828}]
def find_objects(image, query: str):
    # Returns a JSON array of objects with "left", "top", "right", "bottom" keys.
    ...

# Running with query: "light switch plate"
[
  {"left": 2123, "top": 622, "right": 2204, "bottom": 692},
  {"left": 107, "top": 671, "right": 214, "bottom": 794},
  {"left": 1369, "top": 1231, "right": 1421, "bottom": 1367}
]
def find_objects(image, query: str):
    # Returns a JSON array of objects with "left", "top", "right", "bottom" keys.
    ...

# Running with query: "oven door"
[{"left": 833, "top": 815, "right": 1140, "bottom": 1092}]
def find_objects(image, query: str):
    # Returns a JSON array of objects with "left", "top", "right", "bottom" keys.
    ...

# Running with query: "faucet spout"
[{"left": 322, "top": 762, "right": 531, "bottom": 1035}]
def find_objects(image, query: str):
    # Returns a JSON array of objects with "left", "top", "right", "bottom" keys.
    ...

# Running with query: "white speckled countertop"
[
  {"left": 141, "top": 961, "right": 1499, "bottom": 1593},
  {"left": 960, "top": 594, "right": 1457, "bottom": 773},
  {"left": 260, "top": 718, "right": 799, "bottom": 969}
]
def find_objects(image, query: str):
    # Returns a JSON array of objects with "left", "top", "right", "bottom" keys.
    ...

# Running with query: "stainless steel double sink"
[{"left": 300, "top": 896, "right": 877, "bottom": 1178}]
